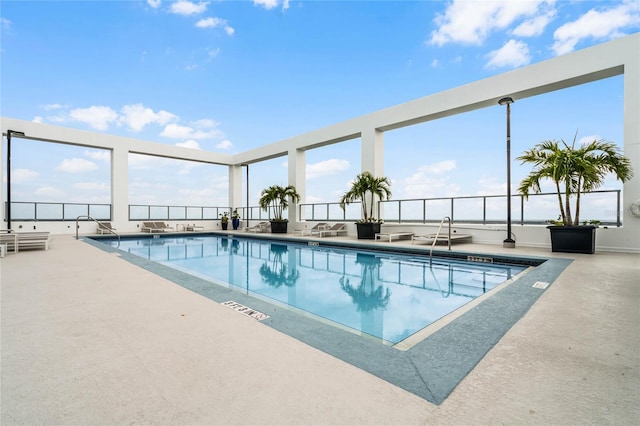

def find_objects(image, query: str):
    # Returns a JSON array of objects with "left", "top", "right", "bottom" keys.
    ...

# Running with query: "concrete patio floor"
[{"left": 1, "top": 234, "right": 638, "bottom": 425}]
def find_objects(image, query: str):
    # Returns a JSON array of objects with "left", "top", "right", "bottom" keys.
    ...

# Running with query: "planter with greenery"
[
  {"left": 220, "top": 212, "right": 229, "bottom": 230},
  {"left": 231, "top": 209, "right": 241, "bottom": 230},
  {"left": 339, "top": 171, "right": 392, "bottom": 239},
  {"left": 517, "top": 134, "right": 633, "bottom": 254},
  {"left": 258, "top": 185, "right": 301, "bottom": 234}
]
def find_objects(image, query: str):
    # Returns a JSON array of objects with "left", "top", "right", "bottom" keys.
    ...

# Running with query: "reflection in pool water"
[{"left": 111, "top": 235, "right": 527, "bottom": 344}]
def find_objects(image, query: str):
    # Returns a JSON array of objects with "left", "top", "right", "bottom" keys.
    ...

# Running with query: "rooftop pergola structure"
[{"left": 2, "top": 33, "right": 638, "bottom": 252}]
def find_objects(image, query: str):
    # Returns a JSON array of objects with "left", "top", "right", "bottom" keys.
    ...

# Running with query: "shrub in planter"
[
  {"left": 258, "top": 185, "right": 301, "bottom": 233},
  {"left": 339, "top": 172, "right": 391, "bottom": 239},
  {"left": 517, "top": 133, "right": 633, "bottom": 253}
]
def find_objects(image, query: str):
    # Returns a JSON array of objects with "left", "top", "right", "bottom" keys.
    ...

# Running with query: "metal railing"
[
  {"left": 430, "top": 216, "right": 451, "bottom": 266},
  {"left": 299, "top": 189, "right": 623, "bottom": 227},
  {"left": 4, "top": 189, "right": 623, "bottom": 226},
  {"left": 75, "top": 215, "right": 120, "bottom": 245}
]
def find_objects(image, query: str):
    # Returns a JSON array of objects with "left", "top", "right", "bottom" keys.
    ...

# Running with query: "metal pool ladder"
[
  {"left": 429, "top": 216, "right": 452, "bottom": 266},
  {"left": 75, "top": 215, "right": 120, "bottom": 246}
]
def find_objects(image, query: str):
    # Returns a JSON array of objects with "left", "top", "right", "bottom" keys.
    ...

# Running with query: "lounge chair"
[
  {"left": 312, "top": 223, "right": 347, "bottom": 238},
  {"left": 293, "top": 222, "right": 328, "bottom": 236},
  {"left": 142, "top": 222, "right": 162, "bottom": 233},
  {"left": 412, "top": 233, "right": 472, "bottom": 245},
  {"left": 154, "top": 222, "right": 174, "bottom": 231},
  {"left": 244, "top": 221, "right": 270, "bottom": 233},
  {"left": 96, "top": 222, "right": 116, "bottom": 235},
  {"left": 0, "top": 231, "right": 50, "bottom": 253}
]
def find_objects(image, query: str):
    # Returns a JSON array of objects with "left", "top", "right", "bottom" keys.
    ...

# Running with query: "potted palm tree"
[
  {"left": 258, "top": 184, "right": 301, "bottom": 233},
  {"left": 219, "top": 212, "right": 229, "bottom": 230},
  {"left": 339, "top": 171, "right": 392, "bottom": 239},
  {"left": 517, "top": 133, "right": 633, "bottom": 254}
]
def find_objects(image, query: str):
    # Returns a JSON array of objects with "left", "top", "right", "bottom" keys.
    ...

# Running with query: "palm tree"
[
  {"left": 259, "top": 244, "right": 299, "bottom": 288},
  {"left": 517, "top": 134, "right": 633, "bottom": 226},
  {"left": 258, "top": 185, "right": 301, "bottom": 221},
  {"left": 339, "top": 172, "right": 392, "bottom": 222}
]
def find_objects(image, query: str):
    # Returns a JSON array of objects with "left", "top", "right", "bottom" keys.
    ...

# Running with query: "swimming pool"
[{"left": 106, "top": 234, "right": 527, "bottom": 345}]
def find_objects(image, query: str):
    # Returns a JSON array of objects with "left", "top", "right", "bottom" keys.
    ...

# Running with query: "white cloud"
[
  {"left": 12, "top": 168, "right": 39, "bottom": 183},
  {"left": 170, "top": 1, "right": 208, "bottom": 16},
  {"left": 552, "top": 1, "right": 640, "bottom": 55},
  {"left": 160, "top": 123, "right": 197, "bottom": 139},
  {"left": 431, "top": 59, "right": 439, "bottom": 68},
  {"left": 207, "top": 47, "right": 221, "bottom": 60},
  {"left": 196, "top": 17, "right": 235, "bottom": 35},
  {"left": 42, "top": 103, "right": 67, "bottom": 111},
  {"left": 55, "top": 158, "right": 99, "bottom": 173},
  {"left": 160, "top": 122, "right": 224, "bottom": 140},
  {"left": 397, "top": 173, "right": 461, "bottom": 199},
  {"left": 176, "top": 140, "right": 201, "bottom": 149},
  {"left": 69, "top": 106, "right": 118, "bottom": 131},
  {"left": 215, "top": 140, "right": 233, "bottom": 150},
  {"left": 32, "top": 116, "right": 44, "bottom": 123},
  {"left": 430, "top": 0, "right": 553, "bottom": 46},
  {"left": 129, "top": 153, "right": 171, "bottom": 169},
  {"left": 577, "top": 134, "right": 601, "bottom": 146},
  {"left": 34, "top": 186, "right": 65, "bottom": 199},
  {"left": 84, "top": 149, "right": 110, "bottom": 162},
  {"left": 147, "top": 0, "right": 161, "bottom": 8},
  {"left": 306, "top": 159, "right": 350, "bottom": 179},
  {"left": 419, "top": 160, "right": 456, "bottom": 175},
  {"left": 119, "top": 103, "right": 177, "bottom": 132},
  {"left": 73, "top": 182, "right": 109, "bottom": 191},
  {"left": 193, "top": 118, "right": 218, "bottom": 128},
  {"left": 485, "top": 39, "right": 531, "bottom": 69},
  {"left": 254, "top": 0, "right": 289, "bottom": 11},
  {"left": 512, "top": 9, "right": 556, "bottom": 37}
]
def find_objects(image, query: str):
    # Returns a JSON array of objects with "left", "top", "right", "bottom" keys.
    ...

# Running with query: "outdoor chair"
[{"left": 311, "top": 223, "right": 347, "bottom": 238}]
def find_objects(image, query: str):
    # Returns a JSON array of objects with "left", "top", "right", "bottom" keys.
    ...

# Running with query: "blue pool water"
[{"left": 108, "top": 235, "right": 527, "bottom": 344}]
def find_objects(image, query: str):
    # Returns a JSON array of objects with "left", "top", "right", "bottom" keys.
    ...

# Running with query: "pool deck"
[{"left": 1, "top": 233, "right": 638, "bottom": 425}]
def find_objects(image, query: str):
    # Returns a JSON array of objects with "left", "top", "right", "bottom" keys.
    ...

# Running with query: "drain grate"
[
  {"left": 467, "top": 255, "right": 494, "bottom": 263},
  {"left": 221, "top": 301, "right": 270, "bottom": 321},
  {"left": 532, "top": 281, "right": 550, "bottom": 289}
]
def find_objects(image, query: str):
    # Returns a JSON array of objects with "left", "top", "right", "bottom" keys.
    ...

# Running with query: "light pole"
[
  {"left": 498, "top": 97, "right": 515, "bottom": 248},
  {"left": 6, "top": 130, "right": 26, "bottom": 232}
]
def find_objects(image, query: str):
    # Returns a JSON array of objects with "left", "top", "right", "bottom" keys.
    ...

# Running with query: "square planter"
[
  {"left": 548, "top": 225, "right": 596, "bottom": 254},
  {"left": 270, "top": 220, "right": 288, "bottom": 234},
  {"left": 356, "top": 222, "right": 381, "bottom": 239}
]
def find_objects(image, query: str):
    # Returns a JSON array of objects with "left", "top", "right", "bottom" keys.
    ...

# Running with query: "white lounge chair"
[
  {"left": 244, "top": 221, "right": 270, "bottom": 233},
  {"left": 141, "top": 222, "right": 162, "bottom": 233},
  {"left": 294, "top": 222, "right": 328, "bottom": 236},
  {"left": 0, "top": 231, "right": 50, "bottom": 253},
  {"left": 312, "top": 223, "right": 347, "bottom": 237},
  {"left": 96, "top": 222, "right": 116, "bottom": 235},
  {"left": 154, "top": 222, "right": 174, "bottom": 231},
  {"left": 412, "top": 233, "right": 472, "bottom": 245}
]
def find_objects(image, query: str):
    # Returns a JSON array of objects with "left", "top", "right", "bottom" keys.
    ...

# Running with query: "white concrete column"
[
  {"left": 361, "top": 128, "right": 385, "bottom": 220},
  {"left": 111, "top": 147, "right": 129, "bottom": 229},
  {"left": 361, "top": 127, "right": 384, "bottom": 175},
  {"left": 288, "top": 148, "right": 305, "bottom": 223},
  {"left": 228, "top": 164, "right": 243, "bottom": 210},
  {"left": 622, "top": 50, "right": 640, "bottom": 246}
]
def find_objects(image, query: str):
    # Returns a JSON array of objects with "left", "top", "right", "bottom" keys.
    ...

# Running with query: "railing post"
[
  {"left": 617, "top": 190, "right": 621, "bottom": 227},
  {"left": 450, "top": 198, "right": 454, "bottom": 222},
  {"left": 483, "top": 197, "right": 487, "bottom": 225}
]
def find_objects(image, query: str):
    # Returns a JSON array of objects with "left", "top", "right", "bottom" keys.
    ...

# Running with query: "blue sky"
[{"left": 1, "top": 0, "right": 639, "bottom": 220}]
